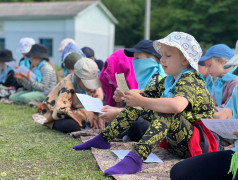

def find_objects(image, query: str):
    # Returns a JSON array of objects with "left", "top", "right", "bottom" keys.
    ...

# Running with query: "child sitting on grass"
[
  {"left": 0, "top": 49, "right": 21, "bottom": 98},
  {"left": 9, "top": 44, "right": 58, "bottom": 104},
  {"left": 42, "top": 57, "right": 104, "bottom": 133},
  {"left": 73, "top": 32, "right": 218, "bottom": 175}
]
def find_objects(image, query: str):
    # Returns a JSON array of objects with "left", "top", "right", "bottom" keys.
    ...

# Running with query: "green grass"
[{"left": 0, "top": 103, "right": 112, "bottom": 180}]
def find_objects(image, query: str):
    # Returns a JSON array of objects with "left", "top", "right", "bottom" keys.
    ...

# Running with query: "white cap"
[
  {"left": 74, "top": 58, "right": 101, "bottom": 89},
  {"left": 58, "top": 38, "right": 76, "bottom": 52},
  {"left": 153, "top": 32, "right": 202, "bottom": 71},
  {"left": 17, "top": 37, "right": 35, "bottom": 53}
]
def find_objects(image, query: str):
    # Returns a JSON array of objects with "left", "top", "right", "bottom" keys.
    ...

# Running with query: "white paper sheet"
[
  {"left": 16, "top": 66, "right": 36, "bottom": 80},
  {"left": 5, "top": 62, "right": 36, "bottom": 80},
  {"left": 76, "top": 93, "right": 104, "bottom": 113},
  {"left": 115, "top": 73, "right": 129, "bottom": 93},
  {"left": 5, "top": 61, "right": 18, "bottom": 69},
  {"left": 111, "top": 150, "right": 163, "bottom": 163},
  {"left": 201, "top": 118, "right": 238, "bottom": 139},
  {"left": 115, "top": 73, "right": 142, "bottom": 110}
]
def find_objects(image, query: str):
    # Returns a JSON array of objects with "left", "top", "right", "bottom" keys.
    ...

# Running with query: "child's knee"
[
  {"left": 19, "top": 94, "right": 31, "bottom": 104},
  {"left": 9, "top": 93, "right": 21, "bottom": 102},
  {"left": 9, "top": 94, "right": 15, "bottom": 101}
]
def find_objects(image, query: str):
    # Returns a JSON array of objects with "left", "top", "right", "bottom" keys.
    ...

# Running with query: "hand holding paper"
[
  {"left": 124, "top": 90, "right": 143, "bottom": 107},
  {"left": 15, "top": 66, "right": 36, "bottom": 80},
  {"left": 76, "top": 93, "right": 104, "bottom": 113},
  {"left": 115, "top": 73, "right": 142, "bottom": 110},
  {"left": 113, "top": 88, "right": 125, "bottom": 102},
  {"left": 6, "top": 61, "right": 36, "bottom": 80},
  {"left": 115, "top": 73, "right": 129, "bottom": 93}
]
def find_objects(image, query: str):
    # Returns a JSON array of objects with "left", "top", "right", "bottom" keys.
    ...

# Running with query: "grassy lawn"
[{"left": 0, "top": 103, "right": 112, "bottom": 180}]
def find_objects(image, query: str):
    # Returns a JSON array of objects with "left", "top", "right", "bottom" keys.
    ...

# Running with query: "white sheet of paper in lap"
[
  {"left": 76, "top": 93, "right": 104, "bottom": 113},
  {"left": 115, "top": 73, "right": 142, "bottom": 110},
  {"left": 201, "top": 118, "right": 238, "bottom": 139},
  {"left": 5, "top": 61, "right": 36, "bottom": 80}
]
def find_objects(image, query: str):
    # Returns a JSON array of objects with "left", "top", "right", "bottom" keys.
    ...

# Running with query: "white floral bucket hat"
[
  {"left": 153, "top": 32, "right": 202, "bottom": 71},
  {"left": 17, "top": 37, "right": 35, "bottom": 53},
  {"left": 224, "top": 40, "right": 238, "bottom": 69}
]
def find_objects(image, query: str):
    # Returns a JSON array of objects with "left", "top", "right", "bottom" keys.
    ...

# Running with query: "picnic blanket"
[{"left": 71, "top": 130, "right": 183, "bottom": 180}]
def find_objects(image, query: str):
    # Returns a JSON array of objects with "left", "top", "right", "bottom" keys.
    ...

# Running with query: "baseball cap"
[
  {"left": 81, "top": 47, "right": 95, "bottom": 58},
  {"left": 64, "top": 52, "right": 81, "bottom": 70},
  {"left": 58, "top": 38, "right": 76, "bottom": 52},
  {"left": 61, "top": 42, "right": 85, "bottom": 62},
  {"left": 74, "top": 58, "right": 101, "bottom": 89},
  {"left": 124, "top": 40, "right": 161, "bottom": 60},
  {"left": 199, "top": 44, "right": 234, "bottom": 66}
]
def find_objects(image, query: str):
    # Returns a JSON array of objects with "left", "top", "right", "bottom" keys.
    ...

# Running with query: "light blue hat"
[
  {"left": 199, "top": 44, "right": 234, "bottom": 66},
  {"left": 61, "top": 42, "right": 86, "bottom": 62}
]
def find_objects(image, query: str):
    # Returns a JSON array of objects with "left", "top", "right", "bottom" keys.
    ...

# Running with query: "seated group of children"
[{"left": 1, "top": 32, "right": 238, "bottom": 179}]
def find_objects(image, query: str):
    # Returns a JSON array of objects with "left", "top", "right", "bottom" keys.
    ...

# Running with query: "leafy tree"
[
  {"left": 1, "top": 0, "right": 238, "bottom": 48},
  {"left": 150, "top": 0, "right": 238, "bottom": 48},
  {"left": 102, "top": 0, "right": 145, "bottom": 48}
]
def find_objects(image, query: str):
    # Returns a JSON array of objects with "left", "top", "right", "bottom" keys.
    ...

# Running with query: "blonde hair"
[{"left": 213, "top": 57, "right": 229, "bottom": 64}]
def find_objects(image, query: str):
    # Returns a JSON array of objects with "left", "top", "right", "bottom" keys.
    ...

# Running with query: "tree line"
[
  {"left": 102, "top": 0, "right": 238, "bottom": 49},
  {"left": 2, "top": 0, "right": 238, "bottom": 49}
]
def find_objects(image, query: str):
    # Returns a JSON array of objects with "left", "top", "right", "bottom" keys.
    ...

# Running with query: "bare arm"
[
  {"left": 213, "top": 108, "right": 233, "bottom": 119},
  {"left": 125, "top": 90, "right": 189, "bottom": 113},
  {"left": 99, "top": 105, "right": 124, "bottom": 123},
  {"left": 113, "top": 88, "right": 143, "bottom": 102},
  {"left": 138, "top": 96, "right": 189, "bottom": 113}
]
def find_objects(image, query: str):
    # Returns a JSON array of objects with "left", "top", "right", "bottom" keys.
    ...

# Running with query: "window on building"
[
  {"left": 40, "top": 38, "right": 53, "bottom": 57},
  {"left": 0, "top": 38, "right": 5, "bottom": 50}
]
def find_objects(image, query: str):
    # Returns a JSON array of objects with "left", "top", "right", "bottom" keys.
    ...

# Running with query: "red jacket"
[{"left": 159, "top": 120, "right": 218, "bottom": 157}]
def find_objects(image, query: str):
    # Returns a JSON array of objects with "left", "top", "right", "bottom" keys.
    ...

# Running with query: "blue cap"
[
  {"left": 124, "top": 40, "right": 161, "bottom": 60},
  {"left": 199, "top": 44, "right": 234, "bottom": 66},
  {"left": 81, "top": 47, "right": 95, "bottom": 58},
  {"left": 61, "top": 42, "right": 86, "bottom": 62}
]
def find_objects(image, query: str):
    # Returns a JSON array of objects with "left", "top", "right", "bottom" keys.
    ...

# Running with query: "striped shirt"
[{"left": 22, "top": 62, "right": 57, "bottom": 94}]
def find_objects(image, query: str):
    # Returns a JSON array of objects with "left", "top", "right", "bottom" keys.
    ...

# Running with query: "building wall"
[
  {"left": 75, "top": 4, "right": 115, "bottom": 61},
  {"left": 0, "top": 4, "right": 116, "bottom": 66},
  {"left": 0, "top": 18, "right": 75, "bottom": 66}
]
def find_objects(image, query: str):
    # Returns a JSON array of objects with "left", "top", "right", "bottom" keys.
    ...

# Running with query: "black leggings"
[
  {"left": 118, "top": 117, "right": 149, "bottom": 142},
  {"left": 52, "top": 118, "right": 82, "bottom": 133},
  {"left": 170, "top": 150, "right": 237, "bottom": 180},
  {"left": 52, "top": 117, "right": 147, "bottom": 136}
]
